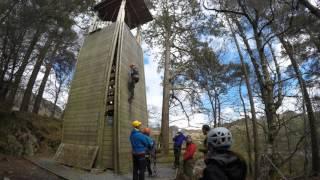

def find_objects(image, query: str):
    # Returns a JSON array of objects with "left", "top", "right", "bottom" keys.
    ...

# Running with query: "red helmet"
[{"left": 143, "top": 128, "right": 151, "bottom": 135}]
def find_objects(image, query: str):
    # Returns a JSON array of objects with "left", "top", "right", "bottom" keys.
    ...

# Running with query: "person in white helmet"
[
  {"left": 200, "top": 127, "right": 247, "bottom": 180},
  {"left": 172, "top": 129, "right": 186, "bottom": 169}
]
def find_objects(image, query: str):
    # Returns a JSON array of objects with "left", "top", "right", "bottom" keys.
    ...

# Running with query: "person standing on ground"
[
  {"left": 142, "top": 127, "right": 156, "bottom": 177},
  {"left": 130, "top": 120, "right": 153, "bottom": 180},
  {"left": 200, "top": 127, "right": 247, "bottom": 180},
  {"left": 183, "top": 135, "right": 197, "bottom": 180},
  {"left": 194, "top": 125, "right": 211, "bottom": 179},
  {"left": 173, "top": 129, "right": 186, "bottom": 169},
  {"left": 199, "top": 125, "right": 210, "bottom": 158}
]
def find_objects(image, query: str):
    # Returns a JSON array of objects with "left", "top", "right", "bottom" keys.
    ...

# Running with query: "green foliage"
[{"left": 0, "top": 0, "right": 92, "bottom": 108}]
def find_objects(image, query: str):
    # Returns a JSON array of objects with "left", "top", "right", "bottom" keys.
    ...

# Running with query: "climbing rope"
[{"left": 261, "top": 154, "right": 288, "bottom": 180}]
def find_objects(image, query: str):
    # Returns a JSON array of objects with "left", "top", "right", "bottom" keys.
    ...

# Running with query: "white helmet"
[{"left": 207, "top": 127, "right": 232, "bottom": 148}]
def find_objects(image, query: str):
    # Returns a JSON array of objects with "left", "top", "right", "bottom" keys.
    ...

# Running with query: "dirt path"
[
  {"left": 29, "top": 157, "right": 176, "bottom": 180},
  {"left": 0, "top": 154, "right": 62, "bottom": 180},
  {"left": 0, "top": 154, "right": 176, "bottom": 180}
]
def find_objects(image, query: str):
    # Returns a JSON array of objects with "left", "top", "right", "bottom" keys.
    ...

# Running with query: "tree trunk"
[
  {"left": 270, "top": 42, "right": 283, "bottom": 109},
  {"left": 279, "top": 36, "right": 319, "bottom": 176},
  {"left": 1, "top": 46, "right": 17, "bottom": 84},
  {"left": 299, "top": 0, "right": 320, "bottom": 18},
  {"left": 33, "top": 42, "right": 60, "bottom": 114},
  {"left": 0, "top": 31, "right": 9, "bottom": 84},
  {"left": 234, "top": 13, "right": 279, "bottom": 177},
  {"left": 217, "top": 95, "right": 221, "bottom": 126},
  {"left": 51, "top": 82, "right": 61, "bottom": 118},
  {"left": 284, "top": 122, "right": 293, "bottom": 175},
  {"left": 0, "top": 58, "right": 10, "bottom": 85},
  {"left": 0, "top": 39, "right": 25, "bottom": 100},
  {"left": 239, "top": 77, "right": 253, "bottom": 175},
  {"left": 206, "top": 88, "right": 216, "bottom": 126},
  {"left": 0, "top": 30, "right": 25, "bottom": 88},
  {"left": 2, "top": 31, "right": 26, "bottom": 99},
  {"left": 160, "top": 32, "right": 171, "bottom": 154},
  {"left": 32, "top": 62, "right": 52, "bottom": 114},
  {"left": 20, "top": 37, "right": 52, "bottom": 112},
  {"left": 253, "top": 22, "right": 278, "bottom": 178},
  {"left": 7, "top": 29, "right": 42, "bottom": 109},
  {"left": 302, "top": 99, "right": 310, "bottom": 178},
  {"left": 228, "top": 17, "right": 259, "bottom": 180},
  {"left": 214, "top": 91, "right": 218, "bottom": 127}
]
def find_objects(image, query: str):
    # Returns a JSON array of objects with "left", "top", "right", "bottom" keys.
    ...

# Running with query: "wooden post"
[
  {"left": 114, "top": 0, "right": 126, "bottom": 173},
  {"left": 95, "top": 0, "right": 127, "bottom": 171}
]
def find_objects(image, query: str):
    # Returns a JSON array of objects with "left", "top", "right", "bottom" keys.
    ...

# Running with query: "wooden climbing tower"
[{"left": 54, "top": 0, "right": 153, "bottom": 174}]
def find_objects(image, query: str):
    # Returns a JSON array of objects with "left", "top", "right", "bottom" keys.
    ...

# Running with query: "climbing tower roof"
[{"left": 93, "top": 0, "right": 153, "bottom": 29}]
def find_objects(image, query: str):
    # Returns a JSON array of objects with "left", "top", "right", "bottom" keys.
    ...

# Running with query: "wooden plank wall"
[
  {"left": 116, "top": 24, "right": 148, "bottom": 173},
  {"left": 59, "top": 22, "right": 148, "bottom": 172},
  {"left": 61, "top": 25, "right": 116, "bottom": 169},
  {"left": 54, "top": 144, "right": 99, "bottom": 170},
  {"left": 98, "top": 24, "right": 117, "bottom": 169}
]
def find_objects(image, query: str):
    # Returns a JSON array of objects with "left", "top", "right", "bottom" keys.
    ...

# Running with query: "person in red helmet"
[
  {"left": 142, "top": 128, "right": 156, "bottom": 177},
  {"left": 143, "top": 127, "right": 151, "bottom": 135},
  {"left": 183, "top": 135, "right": 197, "bottom": 179}
]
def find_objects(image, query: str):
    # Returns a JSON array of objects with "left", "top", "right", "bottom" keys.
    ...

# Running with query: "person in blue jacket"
[
  {"left": 130, "top": 120, "right": 153, "bottom": 180},
  {"left": 173, "top": 129, "right": 186, "bottom": 169}
]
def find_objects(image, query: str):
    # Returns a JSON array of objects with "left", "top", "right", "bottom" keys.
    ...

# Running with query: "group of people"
[
  {"left": 129, "top": 120, "right": 247, "bottom": 180},
  {"left": 130, "top": 120, "right": 156, "bottom": 180},
  {"left": 173, "top": 125, "right": 247, "bottom": 180},
  {"left": 173, "top": 130, "right": 197, "bottom": 179}
]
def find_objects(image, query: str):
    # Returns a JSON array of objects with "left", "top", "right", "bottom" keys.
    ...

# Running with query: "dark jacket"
[
  {"left": 173, "top": 133, "right": 185, "bottom": 148},
  {"left": 199, "top": 137, "right": 208, "bottom": 154},
  {"left": 130, "top": 129, "right": 153, "bottom": 154},
  {"left": 200, "top": 150, "right": 247, "bottom": 180},
  {"left": 146, "top": 137, "right": 156, "bottom": 157}
]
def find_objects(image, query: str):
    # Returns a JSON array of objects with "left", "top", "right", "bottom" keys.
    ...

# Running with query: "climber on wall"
[
  {"left": 128, "top": 64, "right": 140, "bottom": 103},
  {"left": 130, "top": 120, "right": 153, "bottom": 180}
]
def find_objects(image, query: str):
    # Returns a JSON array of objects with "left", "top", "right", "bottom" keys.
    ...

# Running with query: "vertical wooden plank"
[
  {"left": 117, "top": 23, "right": 149, "bottom": 173},
  {"left": 96, "top": 22, "right": 118, "bottom": 170}
]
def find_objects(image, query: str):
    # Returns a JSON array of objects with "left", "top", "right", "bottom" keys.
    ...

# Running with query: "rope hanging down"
[{"left": 261, "top": 154, "right": 288, "bottom": 180}]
